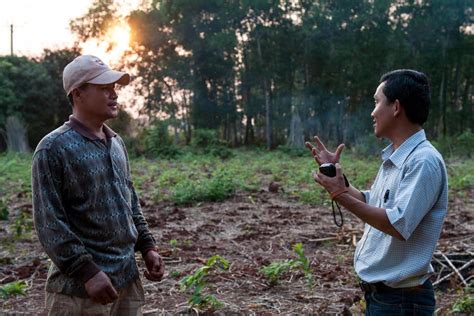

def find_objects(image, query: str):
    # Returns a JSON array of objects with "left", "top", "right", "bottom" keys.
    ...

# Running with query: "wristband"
[{"left": 330, "top": 188, "right": 348, "bottom": 200}]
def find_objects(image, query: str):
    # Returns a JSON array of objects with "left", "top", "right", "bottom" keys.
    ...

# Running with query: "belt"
[{"left": 359, "top": 281, "right": 429, "bottom": 293}]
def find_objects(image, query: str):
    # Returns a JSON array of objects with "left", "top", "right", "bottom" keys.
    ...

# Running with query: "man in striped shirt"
[
  {"left": 307, "top": 69, "right": 447, "bottom": 315},
  {"left": 32, "top": 55, "right": 164, "bottom": 315}
]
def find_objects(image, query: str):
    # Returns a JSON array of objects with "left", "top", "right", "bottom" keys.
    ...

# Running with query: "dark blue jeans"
[{"left": 364, "top": 280, "right": 435, "bottom": 315}]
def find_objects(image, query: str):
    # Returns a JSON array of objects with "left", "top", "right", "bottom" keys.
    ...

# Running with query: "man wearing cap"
[{"left": 32, "top": 55, "right": 164, "bottom": 315}]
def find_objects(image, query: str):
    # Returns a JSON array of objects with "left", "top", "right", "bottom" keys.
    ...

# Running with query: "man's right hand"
[
  {"left": 84, "top": 271, "right": 118, "bottom": 305},
  {"left": 305, "top": 136, "right": 345, "bottom": 166}
]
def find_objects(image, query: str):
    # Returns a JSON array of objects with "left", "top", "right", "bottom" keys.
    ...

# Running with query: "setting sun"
[{"left": 80, "top": 22, "right": 131, "bottom": 65}]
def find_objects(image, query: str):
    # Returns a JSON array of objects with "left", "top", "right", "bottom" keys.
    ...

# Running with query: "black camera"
[
  {"left": 319, "top": 163, "right": 349, "bottom": 187},
  {"left": 319, "top": 163, "right": 336, "bottom": 177}
]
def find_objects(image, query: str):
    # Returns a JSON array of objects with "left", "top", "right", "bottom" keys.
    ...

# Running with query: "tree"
[{"left": 0, "top": 56, "right": 55, "bottom": 151}]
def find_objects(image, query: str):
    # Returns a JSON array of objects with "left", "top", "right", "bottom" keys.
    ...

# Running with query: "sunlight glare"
[{"left": 80, "top": 22, "right": 131, "bottom": 66}]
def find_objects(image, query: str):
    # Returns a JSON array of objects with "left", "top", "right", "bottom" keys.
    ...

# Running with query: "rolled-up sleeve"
[
  {"left": 385, "top": 159, "right": 443, "bottom": 240},
  {"left": 32, "top": 149, "right": 100, "bottom": 283}
]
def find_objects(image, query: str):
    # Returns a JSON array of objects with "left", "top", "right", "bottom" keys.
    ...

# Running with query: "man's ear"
[{"left": 393, "top": 99, "right": 402, "bottom": 118}]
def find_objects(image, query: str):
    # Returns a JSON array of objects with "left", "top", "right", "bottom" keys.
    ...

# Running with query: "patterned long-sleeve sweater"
[{"left": 32, "top": 116, "right": 155, "bottom": 297}]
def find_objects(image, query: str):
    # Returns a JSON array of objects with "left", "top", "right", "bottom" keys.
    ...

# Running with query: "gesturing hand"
[
  {"left": 84, "top": 271, "right": 118, "bottom": 305},
  {"left": 305, "top": 136, "right": 345, "bottom": 166},
  {"left": 312, "top": 163, "right": 347, "bottom": 197},
  {"left": 144, "top": 250, "right": 165, "bottom": 281}
]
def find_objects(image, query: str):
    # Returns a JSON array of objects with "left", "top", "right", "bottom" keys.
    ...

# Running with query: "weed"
[
  {"left": 260, "top": 260, "right": 299, "bottom": 285},
  {"left": 170, "top": 271, "right": 181, "bottom": 279},
  {"left": 169, "top": 239, "right": 178, "bottom": 248},
  {"left": 13, "top": 211, "right": 33, "bottom": 237},
  {"left": 451, "top": 289, "right": 474, "bottom": 313},
  {"left": 0, "top": 199, "right": 8, "bottom": 220},
  {"left": 0, "top": 280, "right": 27, "bottom": 299},
  {"left": 179, "top": 255, "right": 229, "bottom": 311},
  {"left": 293, "top": 243, "right": 314, "bottom": 287},
  {"left": 260, "top": 243, "right": 313, "bottom": 288}
]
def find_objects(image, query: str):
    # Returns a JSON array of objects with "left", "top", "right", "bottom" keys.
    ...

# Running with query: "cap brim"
[{"left": 86, "top": 70, "right": 130, "bottom": 86}]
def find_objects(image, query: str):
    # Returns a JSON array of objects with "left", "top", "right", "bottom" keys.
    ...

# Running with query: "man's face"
[
  {"left": 371, "top": 82, "right": 395, "bottom": 138},
  {"left": 76, "top": 83, "right": 119, "bottom": 121}
]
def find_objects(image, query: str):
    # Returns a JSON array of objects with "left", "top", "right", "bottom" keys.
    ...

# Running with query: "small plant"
[
  {"left": 0, "top": 199, "right": 8, "bottom": 220},
  {"left": 0, "top": 280, "right": 27, "bottom": 299},
  {"left": 452, "top": 291, "right": 474, "bottom": 313},
  {"left": 170, "top": 169, "right": 237, "bottom": 205},
  {"left": 260, "top": 260, "right": 299, "bottom": 285},
  {"left": 13, "top": 211, "right": 33, "bottom": 237},
  {"left": 170, "top": 270, "right": 181, "bottom": 279},
  {"left": 169, "top": 239, "right": 178, "bottom": 248},
  {"left": 260, "top": 243, "right": 313, "bottom": 288},
  {"left": 179, "top": 255, "right": 229, "bottom": 311},
  {"left": 293, "top": 243, "right": 314, "bottom": 287}
]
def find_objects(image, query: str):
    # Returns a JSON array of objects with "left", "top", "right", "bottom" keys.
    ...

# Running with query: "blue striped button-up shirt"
[{"left": 354, "top": 129, "right": 448, "bottom": 288}]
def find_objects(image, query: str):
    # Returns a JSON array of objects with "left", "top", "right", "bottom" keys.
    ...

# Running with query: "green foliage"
[
  {"left": 456, "top": 131, "right": 474, "bottom": 158},
  {"left": 170, "top": 169, "right": 237, "bottom": 205},
  {"left": 432, "top": 131, "right": 474, "bottom": 158},
  {"left": 143, "top": 120, "right": 182, "bottom": 158},
  {"left": 260, "top": 260, "right": 300, "bottom": 285},
  {"left": 169, "top": 270, "right": 181, "bottom": 279},
  {"left": 0, "top": 199, "right": 8, "bottom": 220},
  {"left": 13, "top": 211, "right": 33, "bottom": 237},
  {"left": 0, "top": 153, "right": 31, "bottom": 196},
  {"left": 169, "top": 239, "right": 178, "bottom": 248},
  {"left": 292, "top": 243, "right": 314, "bottom": 287},
  {"left": 0, "top": 281, "right": 27, "bottom": 299},
  {"left": 351, "top": 135, "right": 387, "bottom": 157},
  {"left": 0, "top": 48, "right": 79, "bottom": 151},
  {"left": 447, "top": 159, "right": 474, "bottom": 192},
  {"left": 0, "top": 56, "right": 55, "bottom": 149},
  {"left": 451, "top": 292, "right": 474, "bottom": 313},
  {"left": 191, "top": 129, "right": 221, "bottom": 148},
  {"left": 276, "top": 145, "right": 308, "bottom": 157},
  {"left": 260, "top": 243, "right": 313, "bottom": 287},
  {"left": 179, "top": 255, "right": 229, "bottom": 311},
  {"left": 191, "top": 129, "right": 233, "bottom": 159}
]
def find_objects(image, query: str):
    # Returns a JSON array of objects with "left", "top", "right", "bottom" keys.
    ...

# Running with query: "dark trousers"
[{"left": 364, "top": 280, "right": 435, "bottom": 315}]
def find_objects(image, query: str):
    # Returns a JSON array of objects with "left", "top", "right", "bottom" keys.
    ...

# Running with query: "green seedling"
[
  {"left": 261, "top": 243, "right": 314, "bottom": 288},
  {"left": 452, "top": 290, "right": 474, "bottom": 313},
  {"left": 169, "top": 239, "right": 178, "bottom": 249},
  {"left": 0, "top": 199, "right": 8, "bottom": 220},
  {"left": 293, "top": 243, "right": 314, "bottom": 288},
  {"left": 169, "top": 270, "right": 181, "bottom": 279},
  {"left": 179, "top": 255, "right": 229, "bottom": 311},
  {"left": 0, "top": 280, "right": 27, "bottom": 299},
  {"left": 13, "top": 211, "right": 33, "bottom": 237},
  {"left": 260, "top": 260, "right": 299, "bottom": 285}
]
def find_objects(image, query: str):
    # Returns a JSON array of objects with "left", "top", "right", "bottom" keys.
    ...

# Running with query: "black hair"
[
  {"left": 380, "top": 69, "right": 431, "bottom": 125},
  {"left": 67, "top": 83, "right": 90, "bottom": 107}
]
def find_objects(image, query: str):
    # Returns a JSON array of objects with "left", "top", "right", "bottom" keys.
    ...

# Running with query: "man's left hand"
[
  {"left": 313, "top": 163, "right": 347, "bottom": 197},
  {"left": 143, "top": 250, "right": 165, "bottom": 281}
]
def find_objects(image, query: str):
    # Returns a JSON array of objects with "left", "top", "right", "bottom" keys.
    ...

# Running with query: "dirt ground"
[{"left": 0, "top": 187, "right": 472, "bottom": 315}]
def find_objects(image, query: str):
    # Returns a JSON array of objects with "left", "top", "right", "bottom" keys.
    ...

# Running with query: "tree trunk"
[
  {"left": 438, "top": 70, "right": 445, "bottom": 137},
  {"left": 6, "top": 116, "right": 30, "bottom": 153},
  {"left": 287, "top": 107, "right": 304, "bottom": 148},
  {"left": 256, "top": 35, "right": 272, "bottom": 150},
  {"left": 461, "top": 77, "right": 471, "bottom": 133}
]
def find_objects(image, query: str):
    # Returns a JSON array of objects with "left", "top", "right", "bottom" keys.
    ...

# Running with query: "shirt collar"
[
  {"left": 66, "top": 115, "right": 117, "bottom": 141},
  {"left": 381, "top": 129, "right": 427, "bottom": 169}
]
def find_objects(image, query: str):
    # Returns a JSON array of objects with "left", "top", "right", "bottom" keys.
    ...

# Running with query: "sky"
[
  {"left": 0, "top": 0, "right": 94, "bottom": 57},
  {"left": 0, "top": 0, "right": 142, "bottom": 65},
  {"left": 0, "top": 0, "right": 147, "bottom": 116}
]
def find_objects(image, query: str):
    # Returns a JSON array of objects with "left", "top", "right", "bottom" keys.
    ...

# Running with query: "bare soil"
[{"left": 1, "top": 188, "right": 472, "bottom": 315}]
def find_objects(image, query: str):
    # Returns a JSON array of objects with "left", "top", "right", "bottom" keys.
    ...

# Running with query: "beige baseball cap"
[{"left": 63, "top": 55, "right": 130, "bottom": 95}]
